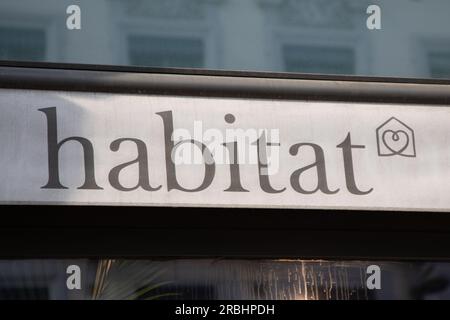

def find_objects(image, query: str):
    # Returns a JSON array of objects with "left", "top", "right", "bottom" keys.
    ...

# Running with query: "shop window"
[
  {"left": 0, "top": 27, "right": 46, "bottom": 61},
  {"left": 0, "top": 259, "right": 448, "bottom": 300},
  {"left": 128, "top": 35, "right": 204, "bottom": 68},
  {"left": 282, "top": 44, "right": 355, "bottom": 75}
]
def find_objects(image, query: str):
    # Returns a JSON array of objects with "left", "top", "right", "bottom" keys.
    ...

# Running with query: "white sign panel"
[{"left": 0, "top": 88, "right": 449, "bottom": 212}]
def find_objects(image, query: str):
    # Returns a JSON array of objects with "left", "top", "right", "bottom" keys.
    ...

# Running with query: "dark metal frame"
[
  {"left": 1, "top": 61, "right": 450, "bottom": 260},
  {"left": 2, "top": 61, "right": 450, "bottom": 104}
]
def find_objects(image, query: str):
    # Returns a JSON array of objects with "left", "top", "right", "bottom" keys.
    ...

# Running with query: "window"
[
  {"left": 283, "top": 44, "right": 355, "bottom": 74},
  {"left": 128, "top": 35, "right": 204, "bottom": 68},
  {"left": 428, "top": 51, "right": 450, "bottom": 79},
  {"left": 0, "top": 26, "right": 46, "bottom": 61}
]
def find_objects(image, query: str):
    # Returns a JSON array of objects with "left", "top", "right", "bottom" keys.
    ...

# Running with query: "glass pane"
[
  {"left": 0, "top": 259, "right": 449, "bottom": 300},
  {"left": 1, "top": 0, "right": 450, "bottom": 79}
]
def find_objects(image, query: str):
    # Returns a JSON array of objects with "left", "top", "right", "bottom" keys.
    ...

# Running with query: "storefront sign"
[{"left": 0, "top": 88, "right": 449, "bottom": 211}]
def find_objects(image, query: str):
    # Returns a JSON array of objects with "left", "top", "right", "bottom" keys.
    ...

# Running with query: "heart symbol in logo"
[{"left": 381, "top": 129, "right": 410, "bottom": 155}]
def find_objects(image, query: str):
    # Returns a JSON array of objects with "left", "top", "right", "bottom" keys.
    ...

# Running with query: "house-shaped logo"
[{"left": 376, "top": 117, "right": 416, "bottom": 157}]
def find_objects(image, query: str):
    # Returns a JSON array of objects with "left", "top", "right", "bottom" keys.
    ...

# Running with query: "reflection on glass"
[
  {"left": 0, "top": 259, "right": 449, "bottom": 300},
  {"left": 0, "top": 0, "right": 450, "bottom": 79}
]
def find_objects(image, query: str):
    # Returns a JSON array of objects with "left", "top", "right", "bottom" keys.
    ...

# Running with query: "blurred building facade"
[{"left": 0, "top": 0, "right": 450, "bottom": 79}]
